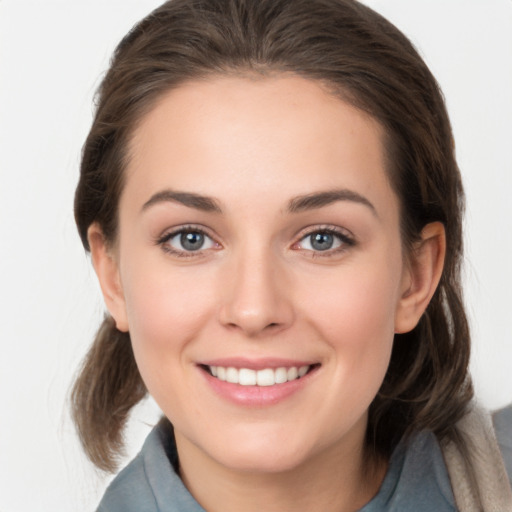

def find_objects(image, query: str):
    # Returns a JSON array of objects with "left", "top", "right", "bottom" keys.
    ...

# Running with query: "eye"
[
  {"left": 158, "top": 227, "right": 218, "bottom": 256},
  {"left": 295, "top": 228, "right": 354, "bottom": 254}
]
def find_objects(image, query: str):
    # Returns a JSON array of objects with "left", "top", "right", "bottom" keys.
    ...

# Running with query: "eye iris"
[
  {"left": 310, "top": 232, "right": 334, "bottom": 251},
  {"left": 180, "top": 231, "right": 204, "bottom": 251}
]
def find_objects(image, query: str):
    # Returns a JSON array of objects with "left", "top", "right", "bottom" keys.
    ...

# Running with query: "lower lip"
[{"left": 200, "top": 367, "right": 317, "bottom": 407}]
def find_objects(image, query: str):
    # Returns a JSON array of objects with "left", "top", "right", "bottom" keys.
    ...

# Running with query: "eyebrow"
[
  {"left": 287, "top": 189, "right": 377, "bottom": 216},
  {"left": 141, "top": 190, "right": 222, "bottom": 213},
  {"left": 141, "top": 187, "right": 376, "bottom": 216}
]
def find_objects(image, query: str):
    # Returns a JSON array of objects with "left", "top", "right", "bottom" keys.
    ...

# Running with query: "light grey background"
[{"left": 1, "top": 1, "right": 511, "bottom": 510}]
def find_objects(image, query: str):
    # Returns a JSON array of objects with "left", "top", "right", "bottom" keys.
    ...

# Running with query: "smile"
[{"left": 205, "top": 365, "right": 314, "bottom": 386}]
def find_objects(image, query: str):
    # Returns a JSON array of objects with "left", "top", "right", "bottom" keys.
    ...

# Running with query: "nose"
[{"left": 218, "top": 247, "right": 295, "bottom": 337}]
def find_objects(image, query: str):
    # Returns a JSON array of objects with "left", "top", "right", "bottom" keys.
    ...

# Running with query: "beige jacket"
[{"left": 442, "top": 403, "right": 512, "bottom": 512}]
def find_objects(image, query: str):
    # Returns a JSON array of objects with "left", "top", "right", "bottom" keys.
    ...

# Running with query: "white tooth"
[
  {"left": 213, "top": 365, "right": 309, "bottom": 385},
  {"left": 287, "top": 367, "right": 298, "bottom": 381},
  {"left": 226, "top": 367, "right": 239, "bottom": 384},
  {"left": 239, "top": 368, "right": 257, "bottom": 386},
  {"left": 217, "top": 366, "right": 227, "bottom": 381},
  {"left": 275, "top": 367, "right": 288, "bottom": 384},
  {"left": 257, "top": 368, "right": 275, "bottom": 386},
  {"left": 298, "top": 365, "right": 309, "bottom": 377}
]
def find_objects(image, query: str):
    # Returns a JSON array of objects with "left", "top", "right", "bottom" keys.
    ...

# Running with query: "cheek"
[
  {"left": 310, "top": 269, "right": 399, "bottom": 340},
  {"left": 302, "top": 260, "right": 402, "bottom": 389},
  {"left": 121, "top": 259, "right": 217, "bottom": 361},
  {"left": 119, "top": 261, "right": 221, "bottom": 419}
]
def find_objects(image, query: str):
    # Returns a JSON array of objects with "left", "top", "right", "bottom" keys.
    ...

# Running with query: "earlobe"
[
  {"left": 394, "top": 222, "right": 446, "bottom": 334},
  {"left": 87, "top": 223, "right": 129, "bottom": 332}
]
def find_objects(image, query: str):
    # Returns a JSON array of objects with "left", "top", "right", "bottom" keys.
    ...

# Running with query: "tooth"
[
  {"left": 239, "top": 368, "right": 257, "bottom": 386},
  {"left": 226, "top": 367, "right": 238, "bottom": 384},
  {"left": 287, "top": 367, "right": 298, "bottom": 381},
  {"left": 257, "top": 368, "right": 275, "bottom": 386},
  {"left": 217, "top": 366, "right": 227, "bottom": 381},
  {"left": 298, "top": 365, "right": 309, "bottom": 377},
  {"left": 275, "top": 367, "right": 288, "bottom": 384},
  {"left": 212, "top": 365, "right": 312, "bottom": 385}
]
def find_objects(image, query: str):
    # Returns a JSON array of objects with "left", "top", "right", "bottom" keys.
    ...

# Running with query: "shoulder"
[
  {"left": 361, "top": 431, "right": 456, "bottom": 511},
  {"left": 441, "top": 402, "right": 512, "bottom": 512},
  {"left": 96, "top": 420, "right": 205, "bottom": 512},
  {"left": 96, "top": 425, "right": 165, "bottom": 512},
  {"left": 97, "top": 442, "right": 158, "bottom": 512},
  {"left": 365, "top": 405, "right": 512, "bottom": 512},
  {"left": 97, "top": 450, "right": 158, "bottom": 512},
  {"left": 493, "top": 404, "right": 512, "bottom": 484}
]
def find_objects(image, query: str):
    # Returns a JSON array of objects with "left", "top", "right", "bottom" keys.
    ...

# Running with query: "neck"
[{"left": 175, "top": 427, "right": 387, "bottom": 512}]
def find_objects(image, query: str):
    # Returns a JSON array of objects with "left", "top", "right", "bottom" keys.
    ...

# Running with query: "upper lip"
[{"left": 198, "top": 357, "right": 318, "bottom": 370}]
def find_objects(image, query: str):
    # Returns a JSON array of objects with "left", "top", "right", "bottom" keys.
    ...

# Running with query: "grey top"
[{"left": 97, "top": 406, "right": 512, "bottom": 512}]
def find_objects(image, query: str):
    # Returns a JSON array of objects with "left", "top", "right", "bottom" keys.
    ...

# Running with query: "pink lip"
[
  {"left": 198, "top": 357, "right": 315, "bottom": 370},
  {"left": 197, "top": 361, "right": 320, "bottom": 407}
]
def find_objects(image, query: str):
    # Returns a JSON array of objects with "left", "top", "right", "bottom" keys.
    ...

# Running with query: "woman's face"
[{"left": 106, "top": 75, "right": 413, "bottom": 473}]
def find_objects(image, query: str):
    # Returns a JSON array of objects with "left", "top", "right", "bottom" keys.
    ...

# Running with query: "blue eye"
[
  {"left": 160, "top": 228, "right": 217, "bottom": 254},
  {"left": 309, "top": 232, "right": 336, "bottom": 251},
  {"left": 179, "top": 231, "right": 206, "bottom": 251},
  {"left": 297, "top": 229, "right": 352, "bottom": 253}
]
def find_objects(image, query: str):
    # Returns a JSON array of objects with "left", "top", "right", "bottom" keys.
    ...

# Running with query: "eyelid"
[
  {"left": 156, "top": 224, "right": 222, "bottom": 257},
  {"left": 154, "top": 223, "right": 355, "bottom": 258},
  {"left": 292, "top": 225, "right": 356, "bottom": 254}
]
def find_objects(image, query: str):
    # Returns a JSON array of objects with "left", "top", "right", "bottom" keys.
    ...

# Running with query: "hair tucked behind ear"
[{"left": 71, "top": 316, "right": 146, "bottom": 472}]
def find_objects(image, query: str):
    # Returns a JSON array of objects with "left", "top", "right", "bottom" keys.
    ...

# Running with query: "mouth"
[{"left": 199, "top": 363, "right": 320, "bottom": 386}]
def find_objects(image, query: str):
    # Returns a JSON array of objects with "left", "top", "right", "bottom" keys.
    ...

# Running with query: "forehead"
[{"left": 123, "top": 74, "right": 396, "bottom": 218}]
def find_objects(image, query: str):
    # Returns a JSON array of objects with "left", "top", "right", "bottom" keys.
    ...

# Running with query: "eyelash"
[
  {"left": 155, "top": 225, "right": 355, "bottom": 258},
  {"left": 156, "top": 225, "right": 219, "bottom": 258},
  {"left": 293, "top": 226, "right": 355, "bottom": 258}
]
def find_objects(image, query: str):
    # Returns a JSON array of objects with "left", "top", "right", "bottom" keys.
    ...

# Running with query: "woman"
[{"left": 71, "top": 0, "right": 512, "bottom": 510}]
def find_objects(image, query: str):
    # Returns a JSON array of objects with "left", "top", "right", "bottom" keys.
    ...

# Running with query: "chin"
[
  {"left": 187, "top": 419, "right": 338, "bottom": 475},
  {"left": 211, "top": 442, "right": 311, "bottom": 474}
]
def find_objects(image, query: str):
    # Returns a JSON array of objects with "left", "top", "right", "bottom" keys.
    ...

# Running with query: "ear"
[
  {"left": 87, "top": 223, "right": 129, "bottom": 332},
  {"left": 394, "top": 222, "right": 446, "bottom": 334}
]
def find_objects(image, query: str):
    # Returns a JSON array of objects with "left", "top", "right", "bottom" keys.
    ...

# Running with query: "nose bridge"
[{"left": 219, "top": 240, "right": 293, "bottom": 336}]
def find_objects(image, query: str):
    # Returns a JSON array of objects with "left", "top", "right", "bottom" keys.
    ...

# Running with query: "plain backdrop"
[{"left": 1, "top": 0, "right": 511, "bottom": 510}]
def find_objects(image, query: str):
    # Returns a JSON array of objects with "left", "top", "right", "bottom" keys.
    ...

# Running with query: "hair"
[{"left": 72, "top": 0, "right": 473, "bottom": 472}]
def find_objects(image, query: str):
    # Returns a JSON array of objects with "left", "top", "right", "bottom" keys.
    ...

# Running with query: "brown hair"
[{"left": 72, "top": 0, "right": 472, "bottom": 472}]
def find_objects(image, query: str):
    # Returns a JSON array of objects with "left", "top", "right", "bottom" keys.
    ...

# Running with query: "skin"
[{"left": 89, "top": 75, "right": 445, "bottom": 512}]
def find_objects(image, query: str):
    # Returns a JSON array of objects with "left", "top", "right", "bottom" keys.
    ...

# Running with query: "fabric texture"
[
  {"left": 442, "top": 404, "right": 512, "bottom": 512},
  {"left": 97, "top": 405, "right": 512, "bottom": 512}
]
